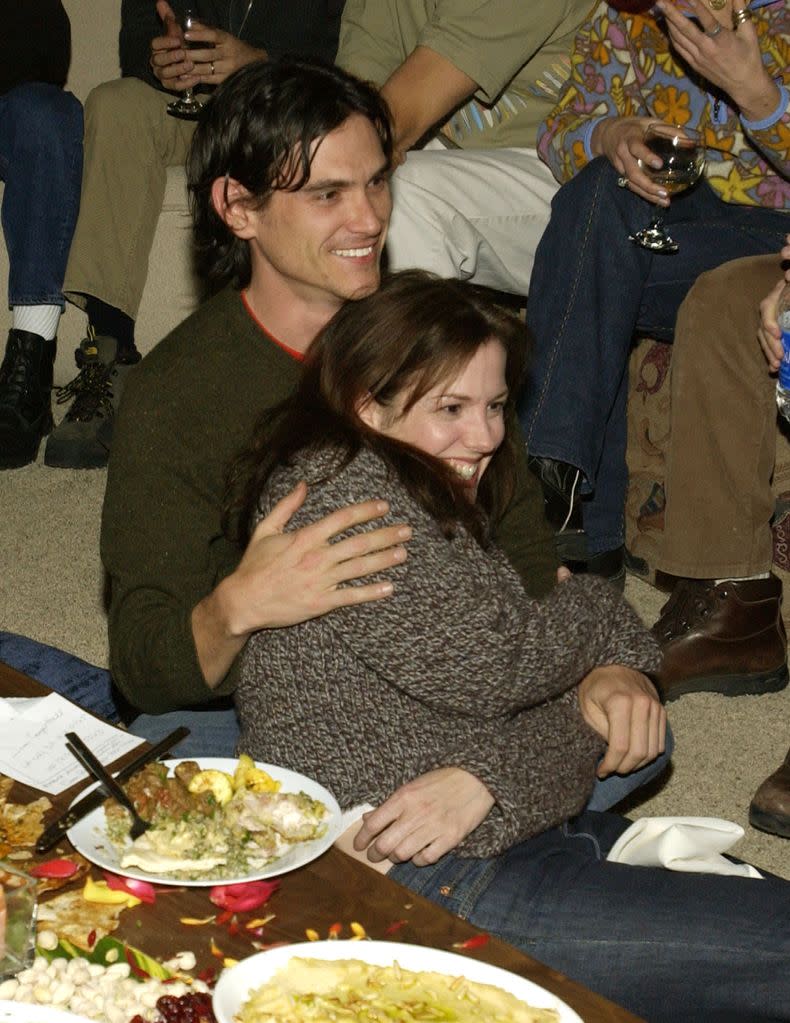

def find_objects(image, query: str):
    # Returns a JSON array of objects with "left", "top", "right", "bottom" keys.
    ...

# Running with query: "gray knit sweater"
[{"left": 237, "top": 445, "right": 661, "bottom": 857}]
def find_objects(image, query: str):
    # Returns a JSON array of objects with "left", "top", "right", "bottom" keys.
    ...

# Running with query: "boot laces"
[
  {"left": 55, "top": 360, "right": 115, "bottom": 423},
  {"left": 0, "top": 336, "right": 35, "bottom": 407},
  {"left": 654, "top": 579, "right": 723, "bottom": 641}
]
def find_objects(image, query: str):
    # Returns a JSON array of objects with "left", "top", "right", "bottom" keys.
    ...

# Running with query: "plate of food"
[
  {"left": 67, "top": 757, "right": 342, "bottom": 886},
  {"left": 212, "top": 940, "right": 583, "bottom": 1023}
]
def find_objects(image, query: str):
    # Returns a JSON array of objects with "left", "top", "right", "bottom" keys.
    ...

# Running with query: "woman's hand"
[
  {"left": 353, "top": 768, "right": 495, "bottom": 866},
  {"left": 577, "top": 665, "right": 666, "bottom": 777},
  {"left": 591, "top": 116, "right": 669, "bottom": 204},
  {"left": 656, "top": 0, "right": 779, "bottom": 122},
  {"left": 758, "top": 243, "right": 790, "bottom": 370}
]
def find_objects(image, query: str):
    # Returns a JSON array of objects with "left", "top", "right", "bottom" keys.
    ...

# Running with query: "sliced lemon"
[
  {"left": 187, "top": 769, "right": 234, "bottom": 805},
  {"left": 233, "top": 754, "right": 281, "bottom": 793}
]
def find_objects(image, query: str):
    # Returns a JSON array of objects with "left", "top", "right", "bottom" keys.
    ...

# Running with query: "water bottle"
[{"left": 776, "top": 283, "right": 790, "bottom": 421}]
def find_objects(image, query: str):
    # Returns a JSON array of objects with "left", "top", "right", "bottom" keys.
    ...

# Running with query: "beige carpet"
[{"left": 1, "top": 452, "right": 788, "bottom": 879}]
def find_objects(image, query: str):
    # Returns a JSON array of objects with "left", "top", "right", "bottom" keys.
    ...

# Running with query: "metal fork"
[{"left": 65, "top": 731, "right": 151, "bottom": 840}]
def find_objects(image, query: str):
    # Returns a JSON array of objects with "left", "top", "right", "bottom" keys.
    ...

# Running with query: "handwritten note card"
[{"left": 0, "top": 694, "right": 143, "bottom": 794}]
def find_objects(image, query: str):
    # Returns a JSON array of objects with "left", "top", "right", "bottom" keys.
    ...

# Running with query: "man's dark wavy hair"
[{"left": 186, "top": 56, "right": 393, "bottom": 289}]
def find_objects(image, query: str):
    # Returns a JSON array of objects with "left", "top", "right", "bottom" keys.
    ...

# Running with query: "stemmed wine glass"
[
  {"left": 629, "top": 123, "right": 706, "bottom": 254},
  {"left": 167, "top": 8, "right": 203, "bottom": 120}
]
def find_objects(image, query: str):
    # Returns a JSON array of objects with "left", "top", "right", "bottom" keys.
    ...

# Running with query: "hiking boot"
[
  {"left": 749, "top": 747, "right": 790, "bottom": 839},
  {"left": 653, "top": 575, "right": 789, "bottom": 700},
  {"left": 44, "top": 334, "right": 139, "bottom": 469},
  {"left": 0, "top": 328, "right": 56, "bottom": 469}
]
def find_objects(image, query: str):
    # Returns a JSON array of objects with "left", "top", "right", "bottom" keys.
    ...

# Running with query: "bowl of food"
[{"left": 212, "top": 940, "right": 581, "bottom": 1022}]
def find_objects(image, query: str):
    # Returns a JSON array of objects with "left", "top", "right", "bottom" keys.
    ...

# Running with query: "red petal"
[
  {"left": 87, "top": 929, "right": 97, "bottom": 948},
  {"left": 384, "top": 920, "right": 408, "bottom": 935},
  {"left": 125, "top": 947, "right": 152, "bottom": 979},
  {"left": 452, "top": 933, "right": 490, "bottom": 950},
  {"left": 103, "top": 872, "right": 157, "bottom": 904},
  {"left": 28, "top": 859, "right": 79, "bottom": 879},
  {"left": 209, "top": 880, "right": 280, "bottom": 912}
]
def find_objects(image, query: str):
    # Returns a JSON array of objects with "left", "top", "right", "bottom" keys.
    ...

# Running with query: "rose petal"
[
  {"left": 103, "top": 872, "right": 157, "bottom": 904},
  {"left": 28, "top": 859, "right": 79, "bottom": 879},
  {"left": 209, "top": 879, "right": 280, "bottom": 912}
]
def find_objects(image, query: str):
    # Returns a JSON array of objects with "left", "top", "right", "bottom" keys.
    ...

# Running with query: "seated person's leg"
[
  {"left": 0, "top": 631, "right": 121, "bottom": 723},
  {"left": 128, "top": 705, "right": 240, "bottom": 758},
  {"left": 0, "top": 82, "right": 83, "bottom": 468},
  {"left": 387, "top": 145, "right": 557, "bottom": 296},
  {"left": 390, "top": 810, "right": 790, "bottom": 1021},
  {"left": 47, "top": 77, "right": 196, "bottom": 470},
  {"left": 656, "top": 255, "right": 787, "bottom": 699}
]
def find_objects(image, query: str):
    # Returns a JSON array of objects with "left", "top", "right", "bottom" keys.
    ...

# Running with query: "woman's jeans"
[
  {"left": 390, "top": 811, "right": 790, "bottom": 1022},
  {"left": 0, "top": 82, "right": 83, "bottom": 308},
  {"left": 518, "top": 157, "right": 789, "bottom": 556},
  {"left": 0, "top": 632, "right": 672, "bottom": 803}
]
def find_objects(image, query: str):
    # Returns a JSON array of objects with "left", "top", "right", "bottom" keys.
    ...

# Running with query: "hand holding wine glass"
[
  {"left": 629, "top": 123, "right": 706, "bottom": 253},
  {"left": 166, "top": 7, "right": 204, "bottom": 120}
]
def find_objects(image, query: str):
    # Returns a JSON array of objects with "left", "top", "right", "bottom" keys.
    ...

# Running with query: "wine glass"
[
  {"left": 629, "top": 123, "right": 706, "bottom": 254},
  {"left": 167, "top": 8, "right": 203, "bottom": 120}
]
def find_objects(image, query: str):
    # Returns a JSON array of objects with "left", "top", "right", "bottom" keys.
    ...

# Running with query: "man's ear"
[
  {"left": 356, "top": 393, "right": 384, "bottom": 431},
  {"left": 210, "top": 176, "right": 257, "bottom": 239}
]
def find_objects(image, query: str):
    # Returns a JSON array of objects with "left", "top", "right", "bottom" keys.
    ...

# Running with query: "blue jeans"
[
  {"left": 390, "top": 810, "right": 789, "bottom": 1021},
  {"left": 519, "top": 158, "right": 789, "bottom": 555},
  {"left": 0, "top": 82, "right": 83, "bottom": 308},
  {"left": 0, "top": 632, "right": 237, "bottom": 757},
  {"left": 0, "top": 631, "right": 672, "bottom": 795}
]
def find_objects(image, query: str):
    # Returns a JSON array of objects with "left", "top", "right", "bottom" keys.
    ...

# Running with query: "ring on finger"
[
  {"left": 210, "top": 59, "right": 216, "bottom": 75},
  {"left": 705, "top": 21, "right": 723, "bottom": 37},
  {"left": 732, "top": 6, "right": 751, "bottom": 28},
  {"left": 617, "top": 176, "right": 629, "bottom": 189}
]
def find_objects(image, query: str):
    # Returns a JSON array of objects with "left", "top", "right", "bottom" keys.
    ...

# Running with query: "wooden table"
[{"left": 1, "top": 660, "right": 643, "bottom": 1022}]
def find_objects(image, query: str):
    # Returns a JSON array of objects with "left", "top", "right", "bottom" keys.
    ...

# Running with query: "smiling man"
[{"left": 100, "top": 58, "right": 558, "bottom": 750}]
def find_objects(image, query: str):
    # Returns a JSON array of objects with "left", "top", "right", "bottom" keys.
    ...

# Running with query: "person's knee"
[
  {"left": 84, "top": 77, "right": 160, "bottom": 133},
  {"left": 3, "top": 82, "right": 82, "bottom": 143},
  {"left": 687, "top": 254, "right": 781, "bottom": 309}
]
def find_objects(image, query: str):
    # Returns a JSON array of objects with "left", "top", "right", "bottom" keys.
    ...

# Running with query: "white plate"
[
  {"left": 67, "top": 757, "right": 342, "bottom": 887},
  {"left": 0, "top": 1002, "right": 95, "bottom": 1023},
  {"left": 212, "top": 940, "right": 583, "bottom": 1023}
]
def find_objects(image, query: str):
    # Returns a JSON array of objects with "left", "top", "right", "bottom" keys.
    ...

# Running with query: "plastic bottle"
[{"left": 776, "top": 283, "right": 790, "bottom": 421}]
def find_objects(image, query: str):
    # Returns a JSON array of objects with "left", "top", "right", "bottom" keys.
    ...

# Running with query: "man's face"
[{"left": 245, "top": 114, "right": 392, "bottom": 316}]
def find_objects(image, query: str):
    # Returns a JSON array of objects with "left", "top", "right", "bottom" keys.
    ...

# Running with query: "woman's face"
[{"left": 361, "top": 339, "right": 509, "bottom": 497}]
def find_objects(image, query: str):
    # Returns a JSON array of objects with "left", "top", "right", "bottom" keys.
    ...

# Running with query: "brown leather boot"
[
  {"left": 749, "top": 747, "right": 790, "bottom": 839},
  {"left": 652, "top": 575, "right": 789, "bottom": 701}
]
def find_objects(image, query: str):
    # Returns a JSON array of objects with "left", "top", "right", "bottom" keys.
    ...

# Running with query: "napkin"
[{"left": 607, "top": 816, "right": 763, "bottom": 879}]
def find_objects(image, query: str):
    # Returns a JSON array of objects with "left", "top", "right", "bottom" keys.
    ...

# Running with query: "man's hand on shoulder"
[
  {"left": 192, "top": 482, "right": 412, "bottom": 687},
  {"left": 577, "top": 664, "right": 666, "bottom": 778}
]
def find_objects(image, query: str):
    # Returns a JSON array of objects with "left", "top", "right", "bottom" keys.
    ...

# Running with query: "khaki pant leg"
[
  {"left": 657, "top": 254, "right": 783, "bottom": 579},
  {"left": 63, "top": 78, "right": 196, "bottom": 320}
]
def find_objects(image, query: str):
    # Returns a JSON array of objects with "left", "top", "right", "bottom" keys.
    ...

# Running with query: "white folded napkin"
[{"left": 607, "top": 816, "right": 763, "bottom": 879}]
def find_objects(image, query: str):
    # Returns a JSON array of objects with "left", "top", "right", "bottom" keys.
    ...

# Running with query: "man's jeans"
[
  {"left": 390, "top": 810, "right": 789, "bottom": 1022},
  {"left": 0, "top": 632, "right": 672, "bottom": 805},
  {"left": 0, "top": 83, "right": 83, "bottom": 308},
  {"left": 519, "top": 158, "right": 789, "bottom": 555}
]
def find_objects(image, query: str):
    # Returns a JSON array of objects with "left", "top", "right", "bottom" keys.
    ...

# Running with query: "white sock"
[
  {"left": 715, "top": 573, "right": 771, "bottom": 584},
  {"left": 12, "top": 304, "right": 61, "bottom": 341}
]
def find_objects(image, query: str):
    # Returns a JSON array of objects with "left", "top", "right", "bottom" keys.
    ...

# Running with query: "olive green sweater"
[{"left": 102, "top": 286, "right": 557, "bottom": 714}]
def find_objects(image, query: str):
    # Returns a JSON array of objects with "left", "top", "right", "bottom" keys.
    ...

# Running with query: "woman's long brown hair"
[{"left": 225, "top": 270, "right": 531, "bottom": 547}]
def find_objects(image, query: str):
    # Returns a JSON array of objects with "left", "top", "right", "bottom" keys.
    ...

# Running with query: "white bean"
[{"left": 0, "top": 979, "right": 19, "bottom": 999}]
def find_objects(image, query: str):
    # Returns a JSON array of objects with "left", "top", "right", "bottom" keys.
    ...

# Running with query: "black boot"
[{"left": 0, "top": 329, "right": 56, "bottom": 469}]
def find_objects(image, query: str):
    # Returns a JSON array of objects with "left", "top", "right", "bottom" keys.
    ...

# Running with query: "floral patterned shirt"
[{"left": 538, "top": 0, "right": 790, "bottom": 208}]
